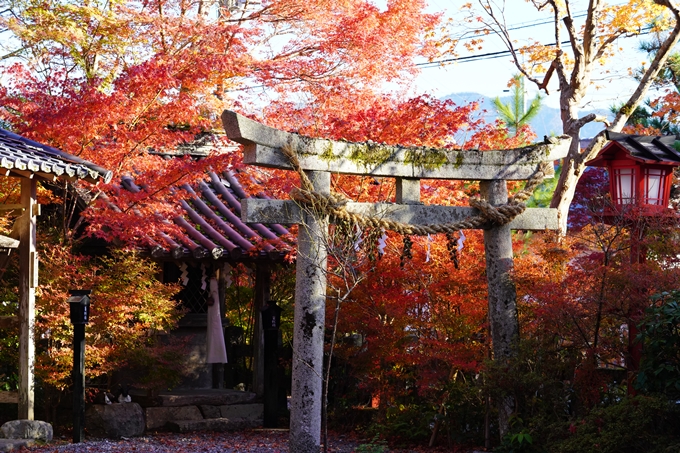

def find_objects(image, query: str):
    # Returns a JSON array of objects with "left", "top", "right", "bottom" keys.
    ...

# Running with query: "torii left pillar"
[{"left": 289, "top": 170, "right": 329, "bottom": 450}]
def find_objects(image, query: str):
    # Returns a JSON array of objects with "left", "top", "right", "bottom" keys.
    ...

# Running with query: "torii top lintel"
[{"left": 222, "top": 110, "right": 571, "bottom": 181}]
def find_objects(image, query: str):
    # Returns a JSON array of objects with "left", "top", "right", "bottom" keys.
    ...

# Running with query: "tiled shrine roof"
[
  {"left": 589, "top": 131, "right": 680, "bottom": 166},
  {"left": 0, "top": 128, "right": 113, "bottom": 184},
  {"left": 118, "top": 170, "right": 293, "bottom": 262}
]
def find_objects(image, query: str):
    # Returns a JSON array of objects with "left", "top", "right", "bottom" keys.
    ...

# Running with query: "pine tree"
[{"left": 492, "top": 74, "right": 543, "bottom": 137}]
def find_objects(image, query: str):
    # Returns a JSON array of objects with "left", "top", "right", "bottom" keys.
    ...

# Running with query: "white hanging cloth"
[
  {"left": 425, "top": 234, "right": 432, "bottom": 263},
  {"left": 377, "top": 230, "right": 387, "bottom": 256},
  {"left": 179, "top": 262, "right": 189, "bottom": 286},
  {"left": 458, "top": 230, "right": 466, "bottom": 252},
  {"left": 206, "top": 277, "right": 228, "bottom": 364}
]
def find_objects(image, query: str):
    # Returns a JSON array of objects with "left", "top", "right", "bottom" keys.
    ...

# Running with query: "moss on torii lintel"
[{"left": 300, "top": 134, "right": 564, "bottom": 171}]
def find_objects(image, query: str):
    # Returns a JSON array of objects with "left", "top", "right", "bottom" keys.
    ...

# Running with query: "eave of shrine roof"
[
  {"left": 118, "top": 170, "right": 293, "bottom": 263},
  {"left": 0, "top": 129, "right": 113, "bottom": 184}
]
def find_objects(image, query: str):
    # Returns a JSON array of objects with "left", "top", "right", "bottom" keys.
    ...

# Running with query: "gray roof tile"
[{"left": 0, "top": 129, "right": 113, "bottom": 183}]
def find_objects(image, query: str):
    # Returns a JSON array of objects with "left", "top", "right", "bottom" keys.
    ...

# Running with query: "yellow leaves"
[
  {"left": 517, "top": 41, "right": 560, "bottom": 71},
  {"left": 507, "top": 76, "right": 521, "bottom": 89},
  {"left": 602, "top": 0, "right": 666, "bottom": 34},
  {"left": 462, "top": 38, "right": 484, "bottom": 52},
  {"left": 4, "top": 0, "right": 137, "bottom": 82}
]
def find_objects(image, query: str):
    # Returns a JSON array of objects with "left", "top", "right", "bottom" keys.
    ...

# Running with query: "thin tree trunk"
[{"left": 322, "top": 293, "right": 342, "bottom": 453}]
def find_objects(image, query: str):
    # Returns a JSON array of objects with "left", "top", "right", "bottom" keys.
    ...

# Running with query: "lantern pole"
[
  {"left": 68, "top": 289, "right": 91, "bottom": 443},
  {"left": 261, "top": 300, "right": 283, "bottom": 428}
]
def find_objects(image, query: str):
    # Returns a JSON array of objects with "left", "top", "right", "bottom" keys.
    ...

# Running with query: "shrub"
[
  {"left": 636, "top": 293, "right": 680, "bottom": 399},
  {"left": 546, "top": 396, "right": 680, "bottom": 453},
  {"left": 35, "top": 247, "right": 185, "bottom": 393}
]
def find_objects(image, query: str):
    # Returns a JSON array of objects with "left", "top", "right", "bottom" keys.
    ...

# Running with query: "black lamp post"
[
  {"left": 261, "top": 300, "right": 282, "bottom": 427},
  {"left": 68, "top": 289, "right": 91, "bottom": 443}
]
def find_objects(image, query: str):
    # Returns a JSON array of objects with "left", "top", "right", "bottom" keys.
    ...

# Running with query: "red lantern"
[{"left": 586, "top": 131, "right": 680, "bottom": 216}]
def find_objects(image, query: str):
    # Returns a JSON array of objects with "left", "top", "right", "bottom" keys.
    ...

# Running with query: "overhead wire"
[{"left": 418, "top": 25, "right": 655, "bottom": 68}]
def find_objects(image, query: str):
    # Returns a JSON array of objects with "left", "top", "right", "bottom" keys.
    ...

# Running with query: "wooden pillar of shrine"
[
  {"left": 253, "top": 262, "right": 272, "bottom": 396},
  {"left": 18, "top": 177, "right": 38, "bottom": 420}
]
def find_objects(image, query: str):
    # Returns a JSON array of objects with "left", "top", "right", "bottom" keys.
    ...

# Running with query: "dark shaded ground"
[{"left": 21, "top": 430, "right": 470, "bottom": 453}]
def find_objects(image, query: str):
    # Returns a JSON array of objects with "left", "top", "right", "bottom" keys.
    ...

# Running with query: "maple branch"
[
  {"left": 0, "top": 45, "right": 31, "bottom": 61},
  {"left": 128, "top": 88, "right": 163, "bottom": 130},
  {"left": 568, "top": 311, "right": 593, "bottom": 350},
  {"left": 593, "top": 29, "right": 627, "bottom": 61},
  {"left": 562, "top": 15, "right": 583, "bottom": 72},
  {"left": 224, "top": 3, "right": 274, "bottom": 22},
  {"left": 271, "top": 45, "right": 321, "bottom": 61},
  {"left": 607, "top": 6, "right": 680, "bottom": 136},
  {"left": 537, "top": 58, "right": 557, "bottom": 94},
  {"left": 120, "top": 170, "right": 193, "bottom": 214},
  {"left": 115, "top": 131, "right": 156, "bottom": 173},
  {"left": 477, "top": 0, "right": 544, "bottom": 88}
]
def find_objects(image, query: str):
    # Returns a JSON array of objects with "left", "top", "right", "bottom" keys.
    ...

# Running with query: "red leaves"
[{"left": 331, "top": 232, "right": 489, "bottom": 407}]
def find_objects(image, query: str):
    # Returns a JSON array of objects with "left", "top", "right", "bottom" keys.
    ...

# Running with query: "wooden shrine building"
[{"left": 112, "top": 137, "right": 293, "bottom": 393}]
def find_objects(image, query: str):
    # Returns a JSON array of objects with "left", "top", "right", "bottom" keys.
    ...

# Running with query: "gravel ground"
[{"left": 22, "top": 431, "right": 366, "bottom": 453}]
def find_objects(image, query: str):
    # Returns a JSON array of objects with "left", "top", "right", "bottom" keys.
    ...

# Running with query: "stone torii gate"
[{"left": 222, "top": 110, "right": 570, "bottom": 452}]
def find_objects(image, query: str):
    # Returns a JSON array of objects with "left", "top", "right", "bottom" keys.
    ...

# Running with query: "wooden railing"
[
  {"left": 0, "top": 316, "right": 18, "bottom": 329},
  {"left": 0, "top": 391, "right": 18, "bottom": 404}
]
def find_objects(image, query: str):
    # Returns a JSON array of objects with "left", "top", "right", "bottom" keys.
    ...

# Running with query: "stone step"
[
  {"left": 0, "top": 439, "right": 35, "bottom": 452},
  {"left": 219, "top": 404, "right": 263, "bottom": 421},
  {"left": 131, "top": 389, "right": 257, "bottom": 408},
  {"left": 157, "top": 390, "right": 257, "bottom": 407},
  {"left": 167, "top": 417, "right": 261, "bottom": 433},
  {"left": 146, "top": 403, "right": 263, "bottom": 431}
]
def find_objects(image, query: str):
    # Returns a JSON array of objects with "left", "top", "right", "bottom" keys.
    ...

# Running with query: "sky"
[
  {"left": 0, "top": 0, "right": 668, "bottom": 118},
  {"left": 409, "top": 1, "right": 661, "bottom": 112}
]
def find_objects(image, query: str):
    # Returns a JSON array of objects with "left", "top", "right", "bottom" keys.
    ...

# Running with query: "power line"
[
  {"left": 419, "top": 26, "right": 655, "bottom": 68},
  {"left": 417, "top": 41, "right": 571, "bottom": 68},
  {"left": 228, "top": 12, "right": 655, "bottom": 92}
]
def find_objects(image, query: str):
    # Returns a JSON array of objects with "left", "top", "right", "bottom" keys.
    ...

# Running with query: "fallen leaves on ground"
[{"left": 21, "top": 430, "right": 474, "bottom": 453}]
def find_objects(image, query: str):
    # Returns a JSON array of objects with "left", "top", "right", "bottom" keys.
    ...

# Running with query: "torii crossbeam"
[{"left": 222, "top": 110, "right": 570, "bottom": 452}]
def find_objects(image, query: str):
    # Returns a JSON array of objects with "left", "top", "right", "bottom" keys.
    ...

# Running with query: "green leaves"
[{"left": 635, "top": 292, "right": 680, "bottom": 398}]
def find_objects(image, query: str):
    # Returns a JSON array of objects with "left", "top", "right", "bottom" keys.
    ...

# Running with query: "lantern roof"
[{"left": 587, "top": 131, "right": 680, "bottom": 167}]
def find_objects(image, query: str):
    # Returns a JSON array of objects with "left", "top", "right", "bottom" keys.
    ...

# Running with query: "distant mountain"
[{"left": 444, "top": 92, "right": 612, "bottom": 140}]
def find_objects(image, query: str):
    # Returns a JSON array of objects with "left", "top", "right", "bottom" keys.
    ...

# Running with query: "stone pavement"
[{"left": 0, "top": 438, "right": 35, "bottom": 452}]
